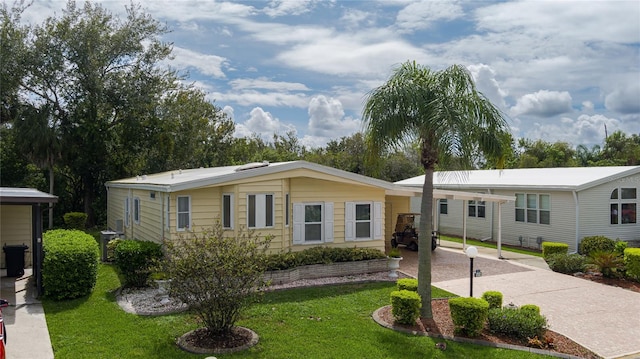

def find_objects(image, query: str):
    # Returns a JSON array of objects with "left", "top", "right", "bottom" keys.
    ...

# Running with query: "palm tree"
[{"left": 362, "top": 61, "right": 510, "bottom": 318}]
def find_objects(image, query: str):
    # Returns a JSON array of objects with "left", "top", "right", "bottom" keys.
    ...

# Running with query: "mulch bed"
[{"left": 377, "top": 299, "right": 601, "bottom": 359}]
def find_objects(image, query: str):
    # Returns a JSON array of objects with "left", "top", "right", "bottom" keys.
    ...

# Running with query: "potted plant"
[{"left": 387, "top": 248, "right": 403, "bottom": 278}]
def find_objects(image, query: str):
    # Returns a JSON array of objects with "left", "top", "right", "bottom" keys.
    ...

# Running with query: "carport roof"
[{"left": 0, "top": 187, "right": 58, "bottom": 204}]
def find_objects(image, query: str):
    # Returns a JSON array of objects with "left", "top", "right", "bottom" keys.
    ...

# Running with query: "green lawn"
[{"left": 43, "top": 264, "right": 552, "bottom": 358}]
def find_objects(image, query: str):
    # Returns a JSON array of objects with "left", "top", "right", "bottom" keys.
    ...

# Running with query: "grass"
[
  {"left": 441, "top": 235, "right": 544, "bottom": 257},
  {"left": 43, "top": 263, "right": 555, "bottom": 359}
]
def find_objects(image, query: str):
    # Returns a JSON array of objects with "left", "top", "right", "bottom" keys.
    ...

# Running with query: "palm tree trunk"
[{"left": 418, "top": 166, "right": 434, "bottom": 318}]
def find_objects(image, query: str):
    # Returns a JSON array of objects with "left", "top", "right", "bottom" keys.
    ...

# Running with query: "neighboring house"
[
  {"left": 396, "top": 166, "right": 640, "bottom": 252},
  {"left": 105, "top": 161, "right": 424, "bottom": 253}
]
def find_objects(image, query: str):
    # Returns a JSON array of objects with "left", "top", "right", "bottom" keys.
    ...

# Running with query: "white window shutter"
[
  {"left": 345, "top": 202, "right": 355, "bottom": 241},
  {"left": 374, "top": 201, "right": 383, "bottom": 240},
  {"left": 324, "top": 202, "right": 334, "bottom": 243},
  {"left": 293, "top": 203, "right": 304, "bottom": 244}
]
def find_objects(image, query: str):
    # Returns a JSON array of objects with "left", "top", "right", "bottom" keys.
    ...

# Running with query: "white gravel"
[{"left": 116, "top": 271, "right": 408, "bottom": 316}]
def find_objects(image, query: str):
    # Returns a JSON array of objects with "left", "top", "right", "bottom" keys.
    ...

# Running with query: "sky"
[{"left": 17, "top": 0, "right": 640, "bottom": 149}]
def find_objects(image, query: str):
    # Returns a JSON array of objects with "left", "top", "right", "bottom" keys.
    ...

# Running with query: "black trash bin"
[{"left": 3, "top": 244, "right": 29, "bottom": 277}]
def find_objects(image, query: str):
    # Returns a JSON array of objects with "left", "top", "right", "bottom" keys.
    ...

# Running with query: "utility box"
[
  {"left": 100, "top": 230, "right": 118, "bottom": 262},
  {"left": 3, "top": 244, "right": 29, "bottom": 277}
]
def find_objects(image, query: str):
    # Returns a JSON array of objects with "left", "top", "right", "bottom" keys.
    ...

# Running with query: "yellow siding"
[
  {"left": 107, "top": 187, "right": 128, "bottom": 233},
  {"left": 0, "top": 205, "right": 32, "bottom": 268}
]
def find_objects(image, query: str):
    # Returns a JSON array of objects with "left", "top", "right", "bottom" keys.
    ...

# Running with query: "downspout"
[
  {"left": 572, "top": 190, "right": 579, "bottom": 253},
  {"left": 160, "top": 192, "right": 164, "bottom": 241}
]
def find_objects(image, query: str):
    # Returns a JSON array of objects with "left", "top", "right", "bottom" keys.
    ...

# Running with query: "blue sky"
[{"left": 20, "top": 0, "right": 640, "bottom": 148}]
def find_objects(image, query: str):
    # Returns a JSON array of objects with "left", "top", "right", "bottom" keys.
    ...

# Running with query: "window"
[
  {"left": 124, "top": 197, "right": 130, "bottom": 227},
  {"left": 516, "top": 193, "right": 550, "bottom": 225},
  {"left": 610, "top": 188, "right": 637, "bottom": 225},
  {"left": 468, "top": 200, "right": 485, "bottom": 218},
  {"left": 292, "top": 202, "right": 334, "bottom": 244},
  {"left": 133, "top": 197, "right": 141, "bottom": 224},
  {"left": 439, "top": 199, "right": 448, "bottom": 215},
  {"left": 247, "top": 194, "right": 274, "bottom": 228},
  {"left": 177, "top": 196, "right": 190, "bottom": 231},
  {"left": 345, "top": 202, "right": 382, "bottom": 241},
  {"left": 285, "top": 193, "right": 290, "bottom": 226},
  {"left": 222, "top": 194, "right": 234, "bottom": 229},
  {"left": 165, "top": 195, "right": 170, "bottom": 229}
]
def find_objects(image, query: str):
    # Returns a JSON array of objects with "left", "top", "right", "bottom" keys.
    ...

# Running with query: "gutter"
[{"left": 572, "top": 190, "right": 579, "bottom": 252}]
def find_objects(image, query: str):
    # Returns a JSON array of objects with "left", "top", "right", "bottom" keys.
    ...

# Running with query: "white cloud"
[
  {"left": 233, "top": 107, "right": 295, "bottom": 140},
  {"left": 263, "top": 0, "right": 322, "bottom": 17},
  {"left": 169, "top": 46, "right": 228, "bottom": 78},
  {"left": 228, "top": 77, "right": 310, "bottom": 91},
  {"left": 306, "top": 95, "right": 361, "bottom": 138},
  {"left": 605, "top": 82, "right": 640, "bottom": 114},
  {"left": 582, "top": 101, "right": 594, "bottom": 112},
  {"left": 522, "top": 113, "right": 620, "bottom": 146},
  {"left": 222, "top": 105, "right": 234, "bottom": 121},
  {"left": 467, "top": 64, "right": 507, "bottom": 109},
  {"left": 396, "top": 1, "right": 463, "bottom": 33},
  {"left": 511, "top": 90, "right": 573, "bottom": 117},
  {"left": 210, "top": 90, "right": 309, "bottom": 108}
]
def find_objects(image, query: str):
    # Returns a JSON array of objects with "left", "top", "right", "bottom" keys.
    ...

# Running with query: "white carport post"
[
  {"left": 462, "top": 200, "right": 467, "bottom": 250},
  {"left": 497, "top": 202, "right": 503, "bottom": 259}
]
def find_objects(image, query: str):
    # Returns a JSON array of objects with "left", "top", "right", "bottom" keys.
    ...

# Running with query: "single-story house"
[
  {"left": 1, "top": 187, "right": 58, "bottom": 295},
  {"left": 105, "top": 161, "right": 427, "bottom": 253},
  {"left": 396, "top": 166, "right": 640, "bottom": 252}
]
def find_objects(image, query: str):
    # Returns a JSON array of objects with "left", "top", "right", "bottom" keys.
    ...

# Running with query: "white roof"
[
  {"left": 0, "top": 187, "right": 59, "bottom": 204},
  {"left": 106, "top": 161, "right": 407, "bottom": 194},
  {"left": 395, "top": 166, "right": 640, "bottom": 192}
]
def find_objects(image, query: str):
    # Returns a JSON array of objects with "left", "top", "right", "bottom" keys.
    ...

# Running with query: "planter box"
[{"left": 264, "top": 258, "right": 388, "bottom": 285}]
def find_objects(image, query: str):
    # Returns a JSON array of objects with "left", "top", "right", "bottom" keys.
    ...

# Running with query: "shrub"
[
  {"left": 448, "top": 297, "right": 489, "bottom": 337},
  {"left": 113, "top": 240, "right": 163, "bottom": 287},
  {"left": 42, "top": 229, "right": 99, "bottom": 300},
  {"left": 63, "top": 212, "right": 87, "bottom": 230},
  {"left": 264, "top": 246, "right": 386, "bottom": 271},
  {"left": 163, "top": 225, "right": 272, "bottom": 336},
  {"left": 520, "top": 304, "right": 540, "bottom": 315},
  {"left": 481, "top": 291, "right": 503, "bottom": 310},
  {"left": 587, "top": 251, "right": 624, "bottom": 278},
  {"left": 624, "top": 248, "right": 640, "bottom": 282},
  {"left": 105, "top": 238, "right": 123, "bottom": 262},
  {"left": 579, "top": 235, "right": 616, "bottom": 256},
  {"left": 390, "top": 290, "right": 421, "bottom": 325},
  {"left": 541, "top": 242, "right": 568, "bottom": 260},
  {"left": 487, "top": 306, "right": 547, "bottom": 340},
  {"left": 546, "top": 253, "right": 586, "bottom": 274},
  {"left": 614, "top": 241, "right": 628, "bottom": 255},
  {"left": 396, "top": 278, "right": 418, "bottom": 292}
]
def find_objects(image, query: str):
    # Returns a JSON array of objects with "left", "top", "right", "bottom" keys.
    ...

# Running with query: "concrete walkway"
[
  {"left": 399, "top": 241, "right": 640, "bottom": 359},
  {"left": 0, "top": 269, "right": 54, "bottom": 359}
]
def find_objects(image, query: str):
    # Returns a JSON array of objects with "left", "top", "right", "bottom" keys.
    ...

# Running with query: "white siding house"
[{"left": 397, "top": 166, "right": 640, "bottom": 252}]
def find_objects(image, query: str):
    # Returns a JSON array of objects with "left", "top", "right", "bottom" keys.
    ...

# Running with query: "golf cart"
[{"left": 390, "top": 213, "right": 438, "bottom": 251}]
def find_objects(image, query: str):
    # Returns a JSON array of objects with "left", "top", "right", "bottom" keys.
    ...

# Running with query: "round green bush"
[
  {"left": 62, "top": 212, "right": 87, "bottom": 230},
  {"left": 396, "top": 278, "right": 418, "bottom": 292},
  {"left": 390, "top": 290, "right": 421, "bottom": 325},
  {"left": 624, "top": 248, "right": 640, "bottom": 282},
  {"left": 114, "top": 240, "right": 163, "bottom": 287},
  {"left": 448, "top": 297, "right": 489, "bottom": 337},
  {"left": 481, "top": 291, "right": 503, "bottom": 309},
  {"left": 579, "top": 235, "right": 616, "bottom": 256},
  {"left": 520, "top": 304, "right": 540, "bottom": 315},
  {"left": 43, "top": 229, "right": 99, "bottom": 300},
  {"left": 487, "top": 306, "right": 547, "bottom": 340},
  {"left": 546, "top": 253, "right": 586, "bottom": 274},
  {"left": 541, "top": 241, "right": 568, "bottom": 260}
]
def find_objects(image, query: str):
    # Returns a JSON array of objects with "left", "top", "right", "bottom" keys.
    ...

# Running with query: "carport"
[{"left": 0, "top": 187, "right": 58, "bottom": 296}]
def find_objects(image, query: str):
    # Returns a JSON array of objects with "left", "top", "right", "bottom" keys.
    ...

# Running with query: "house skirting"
[{"left": 264, "top": 258, "right": 388, "bottom": 285}]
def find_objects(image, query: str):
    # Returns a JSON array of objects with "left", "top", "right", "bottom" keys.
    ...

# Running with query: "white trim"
[
  {"left": 247, "top": 193, "right": 274, "bottom": 229},
  {"left": 325, "top": 202, "right": 334, "bottom": 243},
  {"left": 222, "top": 193, "right": 234, "bottom": 229}
]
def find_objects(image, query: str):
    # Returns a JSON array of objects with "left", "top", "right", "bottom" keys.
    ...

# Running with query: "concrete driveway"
[{"left": 397, "top": 241, "right": 640, "bottom": 359}]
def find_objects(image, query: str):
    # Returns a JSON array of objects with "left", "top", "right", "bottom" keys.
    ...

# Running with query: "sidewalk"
[
  {"left": 400, "top": 241, "right": 640, "bottom": 359},
  {"left": 0, "top": 269, "right": 54, "bottom": 359}
]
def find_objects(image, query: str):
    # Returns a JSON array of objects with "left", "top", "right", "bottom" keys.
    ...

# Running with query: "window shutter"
[
  {"left": 293, "top": 203, "right": 304, "bottom": 244},
  {"left": 345, "top": 202, "right": 355, "bottom": 241},
  {"left": 374, "top": 201, "right": 383, "bottom": 240},
  {"left": 324, "top": 202, "right": 334, "bottom": 243}
]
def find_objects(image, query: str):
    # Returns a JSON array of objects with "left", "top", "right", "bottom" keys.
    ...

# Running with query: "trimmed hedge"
[
  {"left": 481, "top": 291, "right": 503, "bottom": 310},
  {"left": 264, "top": 246, "right": 386, "bottom": 271},
  {"left": 541, "top": 242, "right": 568, "bottom": 260},
  {"left": 487, "top": 306, "right": 547, "bottom": 340},
  {"left": 546, "top": 253, "right": 586, "bottom": 274},
  {"left": 63, "top": 212, "right": 87, "bottom": 230},
  {"left": 43, "top": 229, "right": 99, "bottom": 300},
  {"left": 448, "top": 297, "right": 489, "bottom": 337},
  {"left": 396, "top": 278, "right": 418, "bottom": 292},
  {"left": 390, "top": 290, "right": 421, "bottom": 325},
  {"left": 624, "top": 248, "right": 640, "bottom": 282},
  {"left": 579, "top": 235, "right": 616, "bottom": 256},
  {"left": 113, "top": 240, "right": 163, "bottom": 287},
  {"left": 520, "top": 304, "right": 540, "bottom": 315}
]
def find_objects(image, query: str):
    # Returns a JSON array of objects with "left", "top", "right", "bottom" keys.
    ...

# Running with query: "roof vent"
[{"left": 235, "top": 161, "right": 270, "bottom": 172}]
